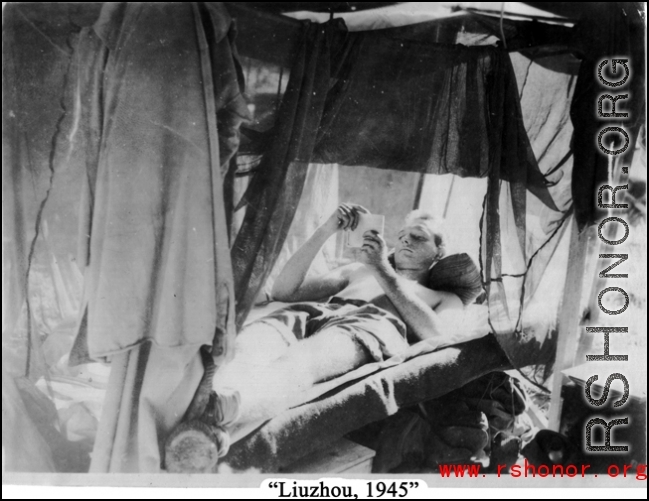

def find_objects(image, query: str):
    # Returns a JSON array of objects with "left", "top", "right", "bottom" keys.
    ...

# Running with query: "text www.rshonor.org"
[{"left": 438, "top": 461, "right": 647, "bottom": 479}]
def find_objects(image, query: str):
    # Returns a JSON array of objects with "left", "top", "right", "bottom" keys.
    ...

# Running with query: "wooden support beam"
[
  {"left": 89, "top": 351, "right": 130, "bottom": 473},
  {"left": 547, "top": 219, "right": 593, "bottom": 431}
]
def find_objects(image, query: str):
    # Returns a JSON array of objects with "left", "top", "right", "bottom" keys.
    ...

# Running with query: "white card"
[{"left": 345, "top": 213, "right": 385, "bottom": 248}]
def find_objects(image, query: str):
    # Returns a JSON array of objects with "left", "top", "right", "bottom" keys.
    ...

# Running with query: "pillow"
[{"left": 388, "top": 252, "right": 483, "bottom": 305}]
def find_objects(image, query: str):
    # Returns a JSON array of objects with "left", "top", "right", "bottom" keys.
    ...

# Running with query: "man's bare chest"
[{"left": 336, "top": 269, "right": 441, "bottom": 309}]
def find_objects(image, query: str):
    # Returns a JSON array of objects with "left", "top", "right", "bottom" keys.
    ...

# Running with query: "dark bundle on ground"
[{"left": 358, "top": 371, "right": 529, "bottom": 473}]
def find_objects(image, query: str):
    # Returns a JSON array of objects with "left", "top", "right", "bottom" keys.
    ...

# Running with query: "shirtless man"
[
  {"left": 212, "top": 204, "right": 463, "bottom": 430},
  {"left": 272, "top": 203, "right": 462, "bottom": 337}
]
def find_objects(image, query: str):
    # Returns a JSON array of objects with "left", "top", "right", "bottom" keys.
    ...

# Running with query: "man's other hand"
[
  {"left": 359, "top": 230, "right": 390, "bottom": 272},
  {"left": 323, "top": 203, "right": 370, "bottom": 235}
]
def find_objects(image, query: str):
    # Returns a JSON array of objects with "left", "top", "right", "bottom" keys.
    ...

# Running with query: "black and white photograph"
[{"left": 2, "top": 2, "right": 646, "bottom": 497}]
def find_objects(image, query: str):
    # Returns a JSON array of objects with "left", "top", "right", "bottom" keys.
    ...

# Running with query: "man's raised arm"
[{"left": 271, "top": 204, "right": 368, "bottom": 302}]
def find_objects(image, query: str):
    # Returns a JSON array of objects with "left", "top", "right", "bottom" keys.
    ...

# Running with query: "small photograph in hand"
[{"left": 346, "top": 213, "right": 385, "bottom": 248}]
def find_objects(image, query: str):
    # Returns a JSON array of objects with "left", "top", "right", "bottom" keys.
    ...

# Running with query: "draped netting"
[{"left": 230, "top": 21, "right": 573, "bottom": 386}]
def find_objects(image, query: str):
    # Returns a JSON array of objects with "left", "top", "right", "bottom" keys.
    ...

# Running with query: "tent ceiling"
[
  {"left": 236, "top": 2, "right": 594, "bottom": 21},
  {"left": 524, "top": 1, "right": 645, "bottom": 20},
  {"left": 226, "top": 2, "right": 578, "bottom": 69},
  {"left": 20, "top": 2, "right": 643, "bottom": 33},
  {"left": 15, "top": 3, "right": 576, "bottom": 51},
  {"left": 20, "top": 2, "right": 581, "bottom": 31},
  {"left": 12, "top": 2, "right": 582, "bottom": 75},
  {"left": 239, "top": 2, "right": 400, "bottom": 13},
  {"left": 282, "top": 2, "right": 574, "bottom": 30}
]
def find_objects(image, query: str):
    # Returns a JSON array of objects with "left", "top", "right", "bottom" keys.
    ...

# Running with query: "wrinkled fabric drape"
[
  {"left": 71, "top": 2, "right": 243, "bottom": 362},
  {"left": 65, "top": 2, "right": 246, "bottom": 472},
  {"left": 2, "top": 4, "right": 83, "bottom": 382}
]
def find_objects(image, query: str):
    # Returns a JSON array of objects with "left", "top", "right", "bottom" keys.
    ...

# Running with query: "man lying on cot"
[{"left": 206, "top": 204, "right": 482, "bottom": 434}]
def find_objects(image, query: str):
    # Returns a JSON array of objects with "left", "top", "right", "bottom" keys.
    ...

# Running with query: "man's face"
[{"left": 394, "top": 222, "right": 440, "bottom": 270}]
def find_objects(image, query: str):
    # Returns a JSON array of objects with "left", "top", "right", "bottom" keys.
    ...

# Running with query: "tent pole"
[
  {"left": 89, "top": 351, "right": 130, "bottom": 472},
  {"left": 442, "top": 175, "right": 456, "bottom": 218},
  {"left": 547, "top": 218, "right": 593, "bottom": 431},
  {"left": 412, "top": 174, "right": 426, "bottom": 210}
]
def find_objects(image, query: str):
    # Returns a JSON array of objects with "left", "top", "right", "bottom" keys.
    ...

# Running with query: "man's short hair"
[{"left": 404, "top": 210, "right": 448, "bottom": 259}]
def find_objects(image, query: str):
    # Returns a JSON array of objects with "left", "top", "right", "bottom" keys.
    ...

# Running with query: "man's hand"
[
  {"left": 359, "top": 230, "right": 391, "bottom": 273},
  {"left": 323, "top": 203, "right": 369, "bottom": 236}
]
